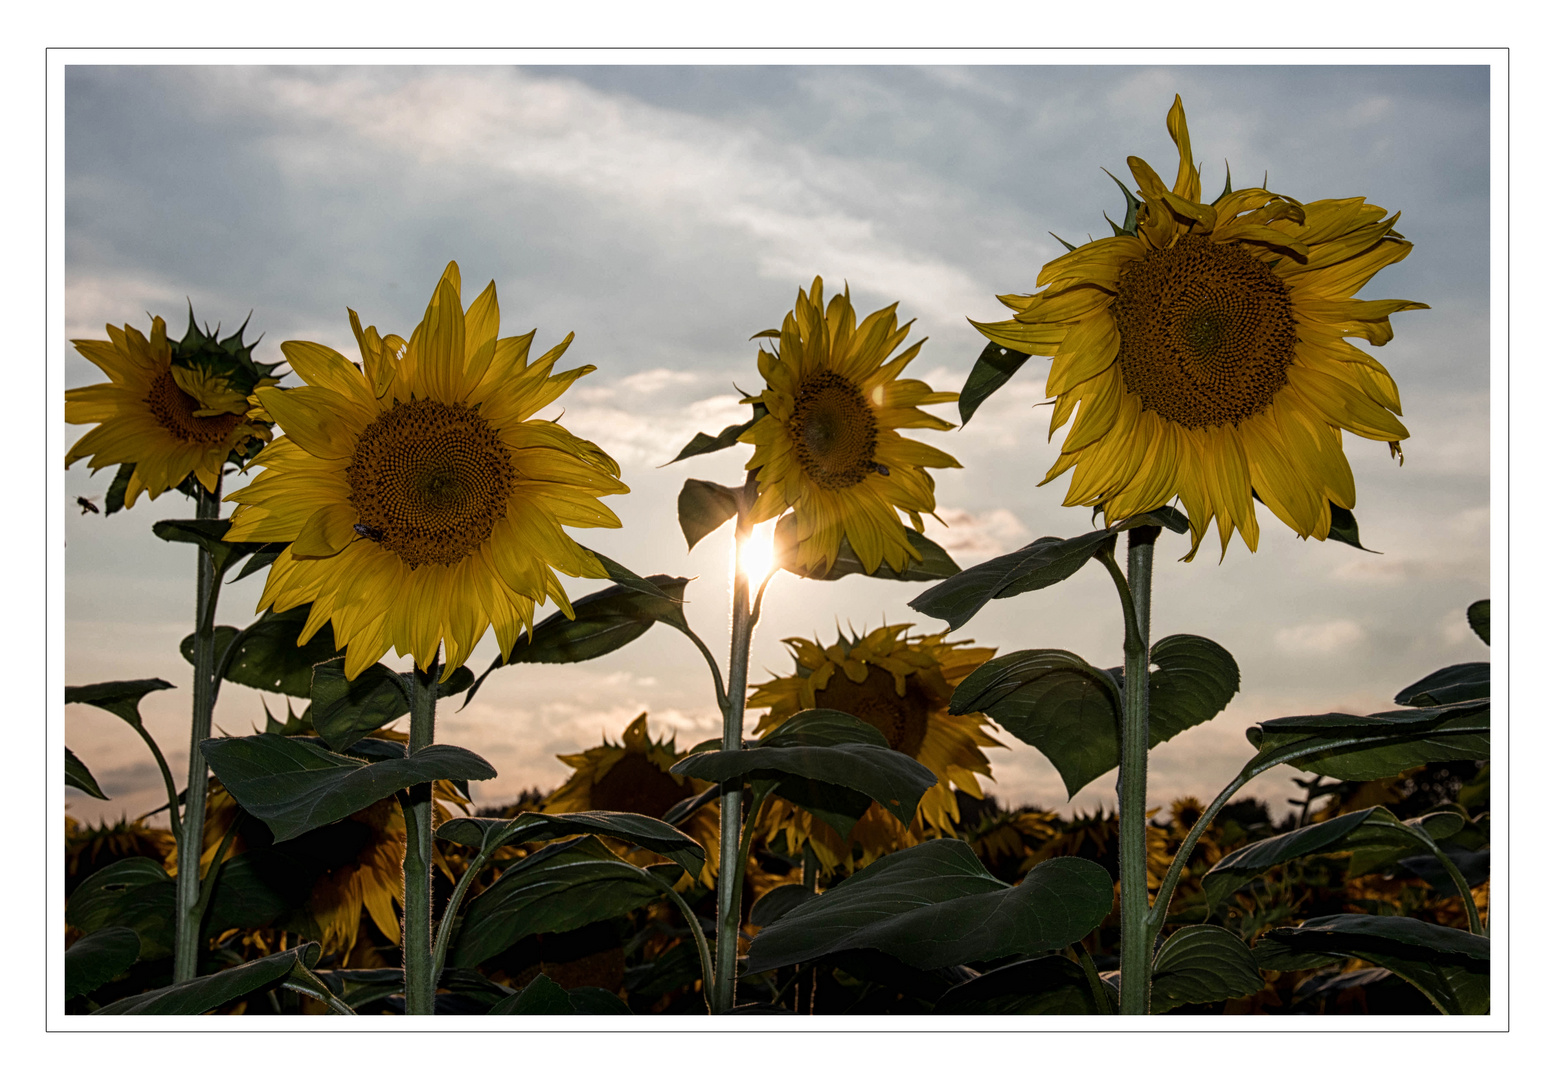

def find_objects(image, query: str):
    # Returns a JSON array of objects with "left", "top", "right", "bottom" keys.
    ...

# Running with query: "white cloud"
[
  {"left": 923, "top": 506, "right": 1031, "bottom": 563},
  {"left": 1274, "top": 619, "right": 1367, "bottom": 656}
]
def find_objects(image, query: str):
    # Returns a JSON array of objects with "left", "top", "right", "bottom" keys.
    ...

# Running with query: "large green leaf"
[
  {"left": 669, "top": 710, "right": 937, "bottom": 831},
  {"left": 307, "top": 660, "right": 471, "bottom": 751},
  {"left": 667, "top": 404, "right": 765, "bottom": 465},
  {"left": 1245, "top": 701, "right": 1489, "bottom": 781},
  {"left": 94, "top": 943, "right": 324, "bottom": 1015},
  {"left": 65, "top": 678, "right": 174, "bottom": 731},
  {"left": 449, "top": 836, "right": 678, "bottom": 969},
  {"left": 949, "top": 635, "right": 1237, "bottom": 799},
  {"left": 66, "top": 747, "right": 108, "bottom": 799},
  {"left": 1203, "top": 807, "right": 1464, "bottom": 911},
  {"left": 957, "top": 340, "right": 1031, "bottom": 426},
  {"left": 934, "top": 954, "right": 1107, "bottom": 1014},
  {"left": 744, "top": 841, "right": 1114, "bottom": 973},
  {"left": 66, "top": 858, "right": 175, "bottom": 960},
  {"left": 1252, "top": 914, "right": 1489, "bottom": 1015},
  {"left": 181, "top": 606, "right": 342, "bottom": 698},
  {"left": 1468, "top": 599, "right": 1490, "bottom": 645},
  {"left": 487, "top": 972, "right": 633, "bottom": 1015},
  {"left": 908, "top": 530, "right": 1114, "bottom": 631},
  {"left": 439, "top": 809, "right": 705, "bottom": 881},
  {"left": 201, "top": 733, "right": 496, "bottom": 842},
  {"left": 1394, "top": 662, "right": 1491, "bottom": 707},
  {"left": 152, "top": 518, "right": 270, "bottom": 578},
  {"left": 1149, "top": 925, "right": 1265, "bottom": 1013},
  {"left": 677, "top": 478, "right": 740, "bottom": 552},
  {"left": 65, "top": 926, "right": 142, "bottom": 1001},
  {"left": 774, "top": 514, "right": 960, "bottom": 582}
]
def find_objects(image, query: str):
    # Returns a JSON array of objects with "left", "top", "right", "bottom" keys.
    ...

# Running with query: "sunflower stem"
[
  {"left": 713, "top": 473, "right": 760, "bottom": 1014},
  {"left": 1117, "top": 525, "right": 1158, "bottom": 1016},
  {"left": 402, "top": 653, "right": 441, "bottom": 1015},
  {"left": 173, "top": 478, "right": 222, "bottom": 984}
]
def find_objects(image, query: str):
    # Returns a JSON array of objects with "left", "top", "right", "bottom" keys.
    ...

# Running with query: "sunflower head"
[
  {"left": 748, "top": 623, "right": 1003, "bottom": 873},
  {"left": 973, "top": 96, "right": 1425, "bottom": 559},
  {"left": 66, "top": 306, "right": 279, "bottom": 508},
  {"left": 223, "top": 261, "right": 629, "bottom": 679},
  {"left": 739, "top": 278, "right": 961, "bottom": 575}
]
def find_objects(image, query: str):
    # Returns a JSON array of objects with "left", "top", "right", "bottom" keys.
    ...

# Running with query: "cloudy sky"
[{"left": 60, "top": 61, "right": 1495, "bottom": 828}]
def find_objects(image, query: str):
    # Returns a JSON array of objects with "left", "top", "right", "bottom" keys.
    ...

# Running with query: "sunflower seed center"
[
  {"left": 1113, "top": 234, "right": 1296, "bottom": 428},
  {"left": 588, "top": 753, "right": 689, "bottom": 819},
  {"left": 789, "top": 371, "right": 880, "bottom": 489},
  {"left": 346, "top": 399, "right": 516, "bottom": 569},
  {"left": 814, "top": 665, "right": 930, "bottom": 758},
  {"left": 144, "top": 369, "right": 244, "bottom": 445}
]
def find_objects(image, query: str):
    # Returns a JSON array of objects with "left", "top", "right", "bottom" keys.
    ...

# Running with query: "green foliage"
[
  {"left": 1245, "top": 701, "right": 1489, "bottom": 781},
  {"left": 935, "top": 954, "right": 1107, "bottom": 1014},
  {"left": 909, "top": 529, "right": 1115, "bottom": 631},
  {"left": 957, "top": 341, "right": 1031, "bottom": 426},
  {"left": 440, "top": 809, "right": 706, "bottom": 881},
  {"left": 66, "top": 747, "right": 108, "bottom": 799},
  {"left": 1324, "top": 505, "right": 1376, "bottom": 552},
  {"left": 180, "top": 606, "right": 343, "bottom": 698},
  {"left": 93, "top": 943, "right": 324, "bottom": 1015},
  {"left": 677, "top": 479, "right": 740, "bottom": 551},
  {"left": 667, "top": 402, "right": 766, "bottom": 464},
  {"left": 1394, "top": 662, "right": 1490, "bottom": 707},
  {"left": 1468, "top": 599, "right": 1490, "bottom": 645},
  {"left": 488, "top": 973, "right": 633, "bottom": 1015},
  {"left": 1149, "top": 925, "right": 1265, "bottom": 1013},
  {"left": 774, "top": 514, "right": 960, "bottom": 582},
  {"left": 65, "top": 926, "right": 141, "bottom": 1000},
  {"left": 64, "top": 678, "right": 174, "bottom": 731},
  {"left": 66, "top": 858, "right": 176, "bottom": 961},
  {"left": 153, "top": 518, "right": 271, "bottom": 578}
]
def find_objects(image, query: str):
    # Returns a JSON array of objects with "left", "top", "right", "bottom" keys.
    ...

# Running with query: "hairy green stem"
[
  {"left": 1117, "top": 526, "right": 1157, "bottom": 1015},
  {"left": 402, "top": 654, "right": 441, "bottom": 1015},
  {"left": 174, "top": 480, "right": 222, "bottom": 984},
  {"left": 1070, "top": 945, "right": 1114, "bottom": 1015},
  {"left": 673, "top": 624, "right": 730, "bottom": 714},
  {"left": 135, "top": 726, "right": 182, "bottom": 840},
  {"left": 639, "top": 867, "right": 716, "bottom": 1013},
  {"left": 1419, "top": 834, "right": 1485, "bottom": 935}
]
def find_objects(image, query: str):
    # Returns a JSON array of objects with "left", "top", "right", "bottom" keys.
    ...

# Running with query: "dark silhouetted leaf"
[
  {"left": 65, "top": 678, "right": 174, "bottom": 731},
  {"left": 309, "top": 660, "right": 472, "bottom": 752},
  {"left": 1325, "top": 504, "right": 1378, "bottom": 552},
  {"left": 65, "top": 858, "right": 175, "bottom": 960},
  {"left": 1394, "top": 662, "right": 1490, "bottom": 707},
  {"left": 667, "top": 404, "right": 765, "bottom": 465},
  {"left": 774, "top": 514, "right": 960, "bottom": 582},
  {"left": 488, "top": 973, "right": 632, "bottom": 1014},
  {"left": 908, "top": 530, "right": 1114, "bottom": 631},
  {"left": 181, "top": 605, "right": 342, "bottom": 698},
  {"left": 66, "top": 747, "right": 108, "bottom": 799},
  {"left": 103, "top": 461, "right": 134, "bottom": 515},
  {"left": 94, "top": 943, "right": 323, "bottom": 1015},
  {"left": 677, "top": 479, "right": 741, "bottom": 551},
  {"left": 1150, "top": 926, "right": 1265, "bottom": 1013},
  {"left": 750, "top": 883, "right": 814, "bottom": 928},
  {"left": 1245, "top": 701, "right": 1489, "bottom": 781},
  {"left": 958, "top": 341, "right": 1031, "bottom": 426},
  {"left": 1147, "top": 634, "right": 1240, "bottom": 744},
  {"left": 1467, "top": 600, "right": 1489, "bottom": 645},
  {"left": 935, "top": 954, "right": 1105, "bottom": 1014},
  {"left": 439, "top": 809, "right": 705, "bottom": 881},
  {"left": 65, "top": 926, "right": 141, "bottom": 1000},
  {"left": 153, "top": 518, "right": 271, "bottom": 577}
]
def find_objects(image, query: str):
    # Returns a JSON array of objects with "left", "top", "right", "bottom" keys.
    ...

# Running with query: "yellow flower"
[
  {"left": 748, "top": 623, "right": 1003, "bottom": 873},
  {"left": 224, "top": 262, "right": 629, "bottom": 679},
  {"left": 65, "top": 316, "right": 273, "bottom": 506},
  {"left": 543, "top": 713, "right": 720, "bottom": 888},
  {"left": 739, "top": 278, "right": 960, "bottom": 575},
  {"left": 974, "top": 96, "right": 1424, "bottom": 559}
]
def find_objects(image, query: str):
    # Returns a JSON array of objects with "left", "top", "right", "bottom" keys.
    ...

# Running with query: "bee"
[
  {"left": 867, "top": 461, "right": 891, "bottom": 477},
  {"left": 77, "top": 496, "right": 101, "bottom": 515},
  {"left": 353, "top": 523, "right": 385, "bottom": 542}
]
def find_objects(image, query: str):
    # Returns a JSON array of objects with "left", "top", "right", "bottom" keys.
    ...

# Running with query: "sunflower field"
[{"left": 62, "top": 94, "right": 1491, "bottom": 1019}]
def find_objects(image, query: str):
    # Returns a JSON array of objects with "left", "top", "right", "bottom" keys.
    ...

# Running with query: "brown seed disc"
[
  {"left": 587, "top": 753, "right": 689, "bottom": 819},
  {"left": 346, "top": 399, "right": 516, "bottom": 569},
  {"left": 1113, "top": 234, "right": 1296, "bottom": 428},
  {"left": 143, "top": 370, "right": 244, "bottom": 445},
  {"left": 787, "top": 371, "right": 880, "bottom": 490},
  {"left": 812, "top": 664, "right": 934, "bottom": 759}
]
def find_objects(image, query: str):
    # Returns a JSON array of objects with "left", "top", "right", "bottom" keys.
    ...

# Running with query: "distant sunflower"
[
  {"left": 65, "top": 315, "right": 274, "bottom": 506},
  {"left": 740, "top": 278, "right": 960, "bottom": 575},
  {"left": 748, "top": 624, "right": 1003, "bottom": 873},
  {"left": 544, "top": 713, "right": 719, "bottom": 888},
  {"left": 224, "top": 262, "right": 628, "bottom": 678},
  {"left": 974, "top": 96, "right": 1423, "bottom": 558}
]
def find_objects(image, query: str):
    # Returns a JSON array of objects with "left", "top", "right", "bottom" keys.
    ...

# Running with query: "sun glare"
[{"left": 739, "top": 518, "right": 777, "bottom": 584}]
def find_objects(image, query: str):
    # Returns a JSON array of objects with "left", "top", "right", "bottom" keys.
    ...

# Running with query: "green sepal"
[
  {"left": 103, "top": 462, "right": 135, "bottom": 516},
  {"left": 958, "top": 340, "right": 1031, "bottom": 426},
  {"left": 1101, "top": 167, "right": 1141, "bottom": 237}
]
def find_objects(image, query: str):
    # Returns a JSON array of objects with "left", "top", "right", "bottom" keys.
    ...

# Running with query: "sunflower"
[
  {"left": 747, "top": 623, "right": 1004, "bottom": 873},
  {"left": 543, "top": 713, "right": 720, "bottom": 888},
  {"left": 224, "top": 262, "right": 629, "bottom": 678},
  {"left": 65, "top": 314, "right": 275, "bottom": 507},
  {"left": 974, "top": 96, "right": 1424, "bottom": 558},
  {"left": 739, "top": 278, "right": 960, "bottom": 575}
]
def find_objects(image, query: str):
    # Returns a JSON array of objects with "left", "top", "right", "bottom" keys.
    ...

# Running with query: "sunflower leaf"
[
  {"left": 66, "top": 746, "right": 109, "bottom": 799},
  {"left": 1110, "top": 505, "right": 1191, "bottom": 534},
  {"left": 464, "top": 576, "right": 690, "bottom": 706},
  {"left": 1149, "top": 926, "right": 1265, "bottom": 1013},
  {"left": 181, "top": 605, "right": 343, "bottom": 699},
  {"left": 65, "top": 678, "right": 175, "bottom": 731},
  {"left": 1244, "top": 700, "right": 1489, "bottom": 782},
  {"left": 449, "top": 836, "right": 678, "bottom": 968},
  {"left": 582, "top": 550, "right": 689, "bottom": 604},
  {"left": 908, "top": 530, "right": 1113, "bottom": 631},
  {"left": 1325, "top": 504, "right": 1378, "bottom": 552},
  {"left": 677, "top": 478, "right": 741, "bottom": 551},
  {"left": 1147, "top": 634, "right": 1240, "bottom": 743},
  {"left": 229, "top": 544, "right": 285, "bottom": 582},
  {"left": 958, "top": 341, "right": 1032, "bottom": 426},
  {"left": 669, "top": 709, "right": 936, "bottom": 830},
  {"left": 934, "top": 954, "right": 1109, "bottom": 1014},
  {"left": 775, "top": 514, "right": 961, "bottom": 582},
  {"left": 438, "top": 809, "right": 705, "bottom": 881},
  {"left": 152, "top": 518, "right": 273, "bottom": 578},
  {"left": 1251, "top": 915, "right": 1489, "bottom": 1015},
  {"left": 103, "top": 461, "right": 135, "bottom": 516},
  {"left": 666, "top": 403, "right": 767, "bottom": 465},
  {"left": 310, "top": 659, "right": 471, "bottom": 751},
  {"left": 744, "top": 842, "right": 1114, "bottom": 973},
  {"left": 66, "top": 858, "right": 176, "bottom": 961},
  {"left": 65, "top": 926, "right": 142, "bottom": 1001},
  {"left": 93, "top": 943, "right": 324, "bottom": 1015},
  {"left": 200, "top": 733, "right": 496, "bottom": 842},
  {"left": 1468, "top": 599, "right": 1490, "bottom": 645},
  {"left": 1394, "top": 662, "right": 1490, "bottom": 707}
]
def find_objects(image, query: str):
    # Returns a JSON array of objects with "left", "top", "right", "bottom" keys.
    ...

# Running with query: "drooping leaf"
[
  {"left": 1252, "top": 914, "right": 1489, "bottom": 1015},
  {"left": 66, "top": 747, "right": 108, "bottom": 799},
  {"left": 583, "top": 549, "right": 689, "bottom": 603},
  {"left": 181, "top": 605, "right": 342, "bottom": 698},
  {"left": 94, "top": 943, "right": 324, "bottom": 1015},
  {"left": 200, "top": 733, "right": 496, "bottom": 842},
  {"left": 958, "top": 341, "right": 1031, "bottom": 426},
  {"left": 1394, "top": 662, "right": 1491, "bottom": 707},
  {"left": 744, "top": 841, "right": 1114, "bottom": 973},
  {"left": 65, "top": 926, "right": 142, "bottom": 1000},
  {"left": 908, "top": 529, "right": 1114, "bottom": 631},
  {"left": 670, "top": 709, "right": 937, "bottom": 831},
  {"left": 677, "top": 479, "right": 741, "bottom": 552},
  {"left": 449, "top": 836, "right": 678, "bottom": 969},
  {"left": 1467, "top": 599, "right": 1489, "bottom": 645},
  {"left": 65, "top": 858, "right": 175, "bottom": 960},
  {"left": 1149, "top": 925, "right": 1265, "bottom": 1013},
  {"left": 774, "top": 514, "right": 960, "bottom": 582},
  {"left": 439, "top": 809, "right": 705, "bottom": 881},
  {"left": 1324, "top": 504, "right": 1378, "bottom": 552},
  {"left": 1244, "top": 701, "right": 1489, "bottom": 781},
  {"left": 152, "top": 518, "right": 271, "bottom": 578},
  {"left": 667, "top": 404, "right": 765, "bottom": 465},
  {"left": 1108, "top": 505, "right": 1191, "bottom": 535},
  {"left": 229, "top": 545, "right": 285, "bottom": 582},
  {"left": 934, "top": 954, "right": 1106, "bottom": 1014},
  {"left": 65, "top": 678, "right": 175, "bottom": 731}
]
